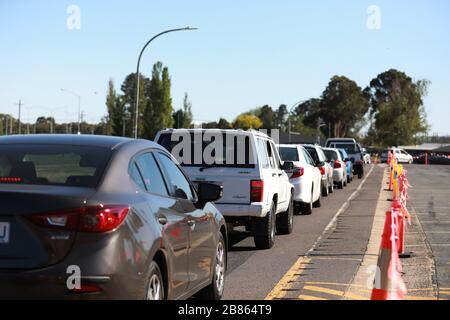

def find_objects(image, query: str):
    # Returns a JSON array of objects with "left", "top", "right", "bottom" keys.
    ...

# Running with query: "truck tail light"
[{"left": 250, "top": 180, "right": 264, "bottom": 202}]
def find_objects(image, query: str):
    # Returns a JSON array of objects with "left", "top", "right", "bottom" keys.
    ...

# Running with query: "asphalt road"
[
  {"left": 223, "top": 164, "right": 384, "bottom": 300},
  {"left": 406, "top": 164, "right": 450, "bottom": 298}
]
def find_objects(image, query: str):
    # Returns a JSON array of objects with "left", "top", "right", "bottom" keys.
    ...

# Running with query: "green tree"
[
  {"left": 106, "top": 79, "right": 129, "bottom": 136},
  {"left": 142, "top": 62, "right": 173, "bottom": 139},
  {"left": 233, "top": 113, "right": 262, "bottom": 130},
  {"left": 120, "top": 73, "right": 149, "bottom": 137},
  {"left": 365, "top": 69, "right": 429, "bottom": 146},
  {"left": 254, "top": 105, "right": 275, "bottom": 129},
  {"left": 293, "top": 98, "right": 321, "bottom": 130},
  {"left": 217, "top": 118, "right": 232, "bottom": 129},
  {"left": 172, "top": 93, "right": 193, "bottom": 129},
  {"left": 320, "top": 76, "right": 369, "bottom": 138},
  {"left": 274, "top": 104, "right": 288, "bottom": 130}
]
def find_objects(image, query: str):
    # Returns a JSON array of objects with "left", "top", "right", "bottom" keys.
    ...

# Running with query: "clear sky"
[{"left": 1, "top": 0, "right": 449, "bottom": 135}]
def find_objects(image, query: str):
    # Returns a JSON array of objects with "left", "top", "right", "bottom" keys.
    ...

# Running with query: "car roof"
[
  {"left": 0, "top": 134, "right": 159, "bottom": 150},
  {"left": 302, "top": 144, "right": 321, "bottom": 149},
  {"left": 158, "top": 128, "right": 271, "bottom": 139},
  {"left": 277, "top": 144, "right": 299, "bottom": 148}
]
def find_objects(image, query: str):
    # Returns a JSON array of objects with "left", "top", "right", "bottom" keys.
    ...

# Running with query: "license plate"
[{"left": 0, "top": 222, "right": 10, "bottom": 244}]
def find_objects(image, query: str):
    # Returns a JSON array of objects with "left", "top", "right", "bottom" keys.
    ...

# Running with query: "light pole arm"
[{"left": 134, "top": 27, "right": 197, "bottom": 139}]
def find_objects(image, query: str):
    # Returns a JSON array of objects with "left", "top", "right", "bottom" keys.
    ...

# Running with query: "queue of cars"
[{"left": 0, "top": 130, "right": 366, "bottom": 300}]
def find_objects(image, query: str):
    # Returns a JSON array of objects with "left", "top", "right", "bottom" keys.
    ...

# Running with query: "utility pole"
[
  {"left": 27, "top": 123, "right": 30, "bottom": 135},
  {"left": 5, "top": 116, "right": 8, "bottom": 136},
  {"left": 16, "top": 99, "right": 23, "bottom": 134},
  {"left": 10, "top": 116, "right": 13, "bottom": 135},
  {"left": 50, "top": 118, "right": 54, "bottom": 134}
]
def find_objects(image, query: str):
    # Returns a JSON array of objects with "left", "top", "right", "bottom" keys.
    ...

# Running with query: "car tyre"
[
  {"left": 253, "top": 202, "right": 276, "bottom": 249},
  {"left": 328, "top": 181, "right": 334, "bottom": 194},
  {"left": 145, "top": 261, "right": 165, "bottom": 300},
  {"left": 277, "top": 194, "right": 294, "bottom": 235},
  {"left": 322, "top": 181, "right": 329, "bottom": 197},
  {"left": 338, "top": 181, "right": 344, "bottom": 189},
  {"left": 196, "top": 233, "right": 226, "bottom": 300},
  {"left": 358, "top": 172, "right": 363, "bottom": 179},
  {"left": 300, "top": 190, "right": 313, "bottom": 215},
  {"left": 313, "top": 191, "right": 322, "bottom": 208}
]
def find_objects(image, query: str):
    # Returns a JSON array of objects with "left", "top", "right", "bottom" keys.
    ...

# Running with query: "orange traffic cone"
[{"left": 371, "top": 211, "right": 407, "bottom": 300}]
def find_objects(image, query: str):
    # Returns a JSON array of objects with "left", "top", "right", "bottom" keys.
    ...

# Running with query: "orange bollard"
[{"left": 371, "top": 210, "right": 407, "bottom": 300}]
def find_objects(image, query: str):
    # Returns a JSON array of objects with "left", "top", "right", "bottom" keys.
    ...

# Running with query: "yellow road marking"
[
  {"left": 311, "top": 257, "right": 362, "bottom": 262},
  {"left": 405, "top": 296, "right": 439, "bottom": 300},
  {"left": 303, "top": 281, "right": 368, "bottom": 289},
  {"left": 265, "top": 257, "right": 311, "bottom": 300},
  {"left": 303, "top": 285, "right": 368, "bottom": 300},
  {"left": 298, "top": 294, "right": 328, "bottom": 300}
]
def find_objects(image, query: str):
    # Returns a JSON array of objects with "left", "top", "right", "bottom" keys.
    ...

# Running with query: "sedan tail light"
[
  {"left": 26, "top": 205, "right": 129, "bottom": 233},
  {"left": 290, "top": 166, "right": 305, "bottom": 179},
  {"left": 334, "top": 160, "right": 342, "bottom": 169},
  {"left": 319, "top": 166, "right": 326, "bottom": 175},
  {"left": 250, "top": 180, "right": 264, "bottom": 202}
]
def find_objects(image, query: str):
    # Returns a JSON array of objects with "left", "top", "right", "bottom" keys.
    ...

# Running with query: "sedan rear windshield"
[
  {"left": 0, "top": 144, "right": 111, "bottom": 188},
  {"left": 323, "top": 150, "right": 338, "bottom": 161},
  {"left": 278, "top": 147, "right": 299, "bottom": 162}
]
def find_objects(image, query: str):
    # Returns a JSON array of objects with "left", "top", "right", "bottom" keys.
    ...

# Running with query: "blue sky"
[{"left": 1, "top": 0, "right": 449, "bottom": 135}]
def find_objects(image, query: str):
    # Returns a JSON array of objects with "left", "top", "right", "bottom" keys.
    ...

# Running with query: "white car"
[
  {"left": 277, "top": 144, "right": 322, "bottom": 215},
  {"left": 302, "top": 144, "right": 334, "bottom": 197},
  {"left": 155, "top": 129, "right": 294, "bottom": 249},
  {"left": 381, "top": 147, "right": 413, "bottom": 164},
  {"left": 361, "top": 147, "right": 372, "bottom": 164},
  {"left": 323, "top": 148, "right": 347, "bottom": 189}
]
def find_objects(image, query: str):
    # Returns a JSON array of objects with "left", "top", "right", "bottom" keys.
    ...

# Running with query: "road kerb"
[{"left": 344, "top": 165, "right": 390, "bottom": 300}]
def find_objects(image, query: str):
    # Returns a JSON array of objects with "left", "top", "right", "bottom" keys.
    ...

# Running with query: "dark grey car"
[{"left": 0, "top": 135, "right": 227, "bottom": 300}]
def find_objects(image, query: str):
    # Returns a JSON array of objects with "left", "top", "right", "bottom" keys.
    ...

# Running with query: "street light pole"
[
  {"left": 134, "top": 27, "right": 197, "bottom": 139},
  {"left": 288, "top": 99, "right": 308, "bottom": 143}
]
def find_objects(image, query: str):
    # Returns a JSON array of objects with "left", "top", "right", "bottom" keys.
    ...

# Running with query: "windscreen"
[
  {"left": 279, "top": 147, "right": 299, "bottom": 162},
  {"left": 158, "top": 132, "right": 256, "bottom": 168},
  {"left": 0, "top": 144, "right": 111, "bottom": 188}
]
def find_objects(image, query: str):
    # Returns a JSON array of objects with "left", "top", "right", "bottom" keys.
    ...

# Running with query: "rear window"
[
  {"left": 304, "top": 146, "right": 319, "bottom": 163},
  {"left": 334, "top": 143, "right": 360, "bottom": 154},
  {"left": 323, "top": 150, "right": 338, "bottom": 161},
  {"left": 279, "top": 147, "right": 299, "bottom": 162},
  {"left": 0, "top": 144, "right": 111, "bottom": 188},
  {"left": 158, "top": 132, "right": 256, "bottom": 168}
]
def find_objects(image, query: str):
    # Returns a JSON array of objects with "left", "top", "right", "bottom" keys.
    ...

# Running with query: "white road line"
[{"left": 306, "top": 164, "right": 375, "bottom": 255}]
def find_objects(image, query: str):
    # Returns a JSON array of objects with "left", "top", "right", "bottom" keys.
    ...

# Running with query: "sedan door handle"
[
  {"left": 157, "top": 215, "right": 168, "bottom": 225},
  {"left": 272, "top": 173, "right": 277, "bottom": 177}
]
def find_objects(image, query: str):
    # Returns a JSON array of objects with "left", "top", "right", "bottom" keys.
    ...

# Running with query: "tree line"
[{"left": 0, "top": 65, "right": 431, "bottom": 147}]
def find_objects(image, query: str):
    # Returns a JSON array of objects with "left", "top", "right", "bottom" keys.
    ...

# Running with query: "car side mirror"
[
  {"left": 350, "top": 157, "right": 355, "bottom": 163},
  {"left": 197, "top": 182, "right": 223, "bottom": 203},
  {"left": 345, "top": 158, "right": 350, "bottom": 162},
  {"left": 281, "top": 161, "right": 294, "bottom": 171}
]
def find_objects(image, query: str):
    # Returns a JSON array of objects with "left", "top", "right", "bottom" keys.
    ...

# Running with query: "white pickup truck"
[{"left": 155, "top": 129, "right": 294, "bottom": 249}]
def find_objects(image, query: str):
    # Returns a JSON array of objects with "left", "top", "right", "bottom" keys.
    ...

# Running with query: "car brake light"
[
  {"left": 290, "top": 166, "right": 304, "bottom": 179},
  {"left": 0, "top": 177, "right": 22, "bottom": 183},
  {"left": 319, "top": 166, "right": 326, "bottom": 175},
  {"left": 26, "top": 205, "right": 129, "bottom": 233},
  {"left": 250, "top": 180, "right": 264, "bottom": 202},
  {"left": 70, "top": 284, "right": 102, "bottom": 294},
  {"left": 334, "top": 160, "right": 342, "bottom": 169}
]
